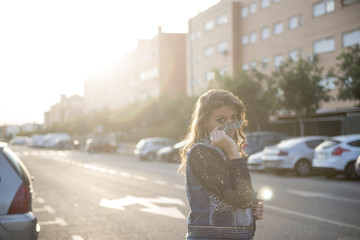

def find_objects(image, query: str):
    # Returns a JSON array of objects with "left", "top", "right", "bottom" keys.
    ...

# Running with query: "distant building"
[
  {"left": 84, "top": 27, "right": 187, "bottom": 112},
  {"left": 44, "top": 95, "right": 84, "bottom": 128},
  {"left": 187, "top": 0, "right": 360, "bottom": 110}
]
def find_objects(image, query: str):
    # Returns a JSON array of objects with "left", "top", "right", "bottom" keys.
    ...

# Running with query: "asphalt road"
[{"left": 12, "top": 146, "right": 360, "bottom": 240}]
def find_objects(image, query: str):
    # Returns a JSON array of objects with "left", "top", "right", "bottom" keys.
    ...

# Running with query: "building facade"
[
  {"left": 44, "top": 95, "right": 84, "bottom": 128},
  {"left": 187, "top": 0, "right": 360, "bottom": 109},
  {"left": 84, "top": 27, "right": 186, "bottom": 112}
]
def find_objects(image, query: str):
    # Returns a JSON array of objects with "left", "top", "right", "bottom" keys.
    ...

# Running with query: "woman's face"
[{"left": 204, "top": 105, "right": 238, "bottom": 138}]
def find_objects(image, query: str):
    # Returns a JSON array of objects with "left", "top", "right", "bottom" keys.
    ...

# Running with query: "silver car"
[
  {"left": 0, "top": 142, "right": 39, "bottom": 239},
  {"left": 262, "top": 136, "right": 326, "bottom": 176},
  {"left": 134, "top": 137, "right": 176, "bottom": 161}
]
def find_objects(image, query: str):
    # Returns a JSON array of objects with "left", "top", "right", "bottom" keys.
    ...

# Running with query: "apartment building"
[
  {"left": 84, "top": 27, "right": 186, "bottom": 112},
  {"left": 187, "top": 0, "right": 360, "bottom": 109},
  {"left": 44, "top": 95, "right": 84, "bottom": 128}
]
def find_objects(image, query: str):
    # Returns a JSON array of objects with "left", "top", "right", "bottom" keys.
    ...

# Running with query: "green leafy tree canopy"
[{"left": 335, "top": 44, "right": 360, "bottom": 105}]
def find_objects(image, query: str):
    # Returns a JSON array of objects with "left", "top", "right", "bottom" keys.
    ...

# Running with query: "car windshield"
[
  {"left": 317, "top": 140, "right": 340, "bottom": 149},
  {"left": 136, "top": 140, "right": 146, "bottom": 149},
  {"left": 3, "top": 147, "right": 31, "bottom": 185}
]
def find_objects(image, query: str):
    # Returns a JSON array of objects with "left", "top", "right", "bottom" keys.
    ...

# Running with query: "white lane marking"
[
  {"left": 100, "top": 195, "right": 186, "bottom": 220},
  {"left": 119, "top": 172, "right": 131, "bottom": 177},
  {"left": 72, "top": 235, "right": 84, "bottom": 240},
  {"left": 108, "top": 169, "right": 117, "bottom": 174},
  {"left": 154, "top": 180, "right": 168, "bottom": 185},
  {"left": 38, "top": 218, "right": 67, "bottom": 226},
  {"left": 36, "top": 197, "right": 45, "bottom": 203},
  {"left": 288, "top": 190, "right": 360, "bottom": 204},
  {"left": 33, "top": 205, "right": 55, "bottom": 214},
  {"left": 266, "top": 204, "right": 360, "bottom": 231},
  {"left": 135, "top": 175, "right": 147, "bottom": 181}
]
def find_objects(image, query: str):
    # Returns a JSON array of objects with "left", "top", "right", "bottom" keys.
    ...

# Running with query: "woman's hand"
[
  {"left": 253, "top": 197, "right": 264, "bottom": 220},
  {"left": 210, "top": 127, "right": 240, "bottom": 160}
]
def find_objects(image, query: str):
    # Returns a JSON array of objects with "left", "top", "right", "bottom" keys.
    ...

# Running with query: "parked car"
[
  {"left": 244, "top": 131, "right": 290, "bottom": 155},
  {"left": 134, "top": 137, "right": 175, "bottom": 161},
  {"left": 355, "top": 155, "right": 360, "bottom": 176},
  {"left": 313, "top": 134, "right": 360, "bottom": 180},
  {"left": 85, "top": 138, "right": 117, "bottom": 153},
  {"left": 157, "top": 140, "right": 188, "bottom": 162},
  {"left": 9, "top": 136, "right": 32, "bottom": 146},
  {"left": 262, "top": 136, "right": 327, "bottom": 176},
  {"left": 0, "top": 142, "right": 39, "bottom": 239},
  {"left": 53, "top": 139, "right": 76, "bottom": 150},
  {"left": 41, "top": 133, "right": 71, "bottom": 148},
  {"left": 247, "top": 151, "right": 265, "bottom": 171}
]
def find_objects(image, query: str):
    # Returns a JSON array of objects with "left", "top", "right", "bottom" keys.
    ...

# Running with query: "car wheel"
[
  {"left": 146, "top": 153, "right": 156, "bottom": 161},
  {"left": 295, "top": 159, "right": 311, "bottom": 176},
  {"left": 344, "top": 161, "right": 358, "bottom": 180}
]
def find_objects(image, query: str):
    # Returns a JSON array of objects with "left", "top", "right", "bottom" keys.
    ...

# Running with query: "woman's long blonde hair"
[{"left": 178, "top": 89, "right": 248, "bottom": 175}]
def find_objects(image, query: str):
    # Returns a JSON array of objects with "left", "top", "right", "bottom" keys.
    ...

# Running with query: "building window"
[
  {"left": 274, "top": 54, "right": 284, "bottom": 68},
  {"left": 217, "top": 40, "right": 228, "bottom": 54},
  {"left": 251, "top": 61, "right": 257, "bottom": 69},
  {"left": 196, "top": 54, "right": 201, "bottom": 62},
  {"left": 219, "top": 68, "right": 227, "bottom": 76},
  {"left": 196, "top": 30, "right": 201, "bottom": 39},
  {"left": 261, "top": 0, "right": 270, "bottom": 9},
  {"left": 204, "top": 20, "right": 215, "bottom": 31},
  {"left": 204, "top": 46, "right": 215, "bottom": 57},
  {"left": 342, "top": 0, "right": 360, "bottom": 5},
  {"left": 216, "top": 13, "right": 228, "bottom": 25},
  {"left": 205, "top": 71, "right": 215, "bottom": 81},
  {"left": 262, "top": 57, "right": 270, "bottom": 69},
  {"left": 343, "top": 29, "right": 360, "bottom": 47},
  {"left": 190, "top": 33, "right": 195, "bottom": 42},
  {"left": 274, "top": 22, "right": 284, "bottom": 35},
  {"left": 242, "top": 7, "right": 249, "bottom": 18},
  {"left": 289, "top": 49, "right": 299, "bottom": 61},
  {"left": 250, "top": 3, "right": 257, "bottom": 14},
  {"left": 261, "top": 27, "right": 270, "bottom": 39},
  {"left": 313, "top": 37, "right": 335, "bottom": 54},
  {"left": 289, "top": 16, "right": 298, "bottom": 30},
  {"left": 313, "top": 0, "right": 335, "bottom": 17},
  {"left": 195, "top": 77, "right": 202, "bottom": 85},
  {"left": 242, "top": 64, "right": 249, "bottom": 71},
  {"left": 250, "top": 32, "right": 257, "bottom": 44},
  {"left": 242, "top": 35, "right": 249, "bottom": 45},
  {"left": 320, "top": 77, "right": 336, "bottom": 90}
]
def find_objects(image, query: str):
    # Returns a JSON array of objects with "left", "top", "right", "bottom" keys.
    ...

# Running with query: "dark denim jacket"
[{"left": 185, "top": 142, "right": 255, "bottom": 240}]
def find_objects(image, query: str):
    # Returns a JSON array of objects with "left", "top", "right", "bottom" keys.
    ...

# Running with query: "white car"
[
  {"left": 134, "top": 137, "right": 176, "bottom": 161},
  {"left": 247, "top": 151, "right": 265, "bottom": 171},
  {"left": 0, "top": 142, "right": 39, "bottom": 239},
  {"left": 262, "top": 136, "right": 327, "bottom": 176},
  {"left": 313, "top": 134, "right": 360, "bottom": 180}
]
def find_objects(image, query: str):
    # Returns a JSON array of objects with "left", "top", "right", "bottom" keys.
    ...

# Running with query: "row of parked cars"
[
  {"left": 248, "top": 133, "right": 360, "bottom": 180},
  {"left": 134, "top": 132, "right": 360, "bottom": 180}
]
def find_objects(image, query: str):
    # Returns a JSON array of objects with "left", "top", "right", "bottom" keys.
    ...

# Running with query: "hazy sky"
[{"left": 0, "top": 0, "right": 220, "bottom": 125}]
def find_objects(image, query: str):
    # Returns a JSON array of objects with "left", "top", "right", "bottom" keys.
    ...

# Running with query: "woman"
[{"left": 179, "top": 89, "right": 264, "bottom": 240}]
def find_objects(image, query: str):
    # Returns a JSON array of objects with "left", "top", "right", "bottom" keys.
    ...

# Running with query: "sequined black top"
[{"left": 188, "top": 144, "right": 257, "bottom": 209}]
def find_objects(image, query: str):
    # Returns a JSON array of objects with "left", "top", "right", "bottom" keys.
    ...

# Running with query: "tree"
[
  {"left": 335, "top": 44, "right": 360, "bottom": 105},
  {"left": 272, "top": 58, "right": 331, "bottom": 136},
  {"left": 211, "top": 69, "right": 279, "bottom": 130}
]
